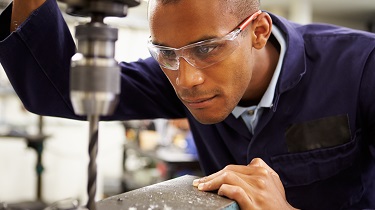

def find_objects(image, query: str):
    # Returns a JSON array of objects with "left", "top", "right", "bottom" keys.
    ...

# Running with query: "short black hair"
[
  {"left": 226, "top": 0, "right": 260, "bottom": 21},
  {"left": 156, "top": 0, "right": 260, "bottom": 21}
]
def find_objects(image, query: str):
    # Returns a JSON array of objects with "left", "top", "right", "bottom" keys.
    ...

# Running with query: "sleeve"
[
  {"left": 0, "top": 0, "right": 186, "bottom": 121},
  {"left": 111, "top": 59, "right": 186, "bottom": 121},
  {"left": 0, "top": 0, "right": 78, "bottom": 119}
]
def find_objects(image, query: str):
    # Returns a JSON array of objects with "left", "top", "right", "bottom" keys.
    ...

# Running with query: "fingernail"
[
  {"left": 217, "top": 189, "right": 222, "bottom": 196},
  {"left": 198, "top": 183, "right": 205, "bottom": 190},
  {"left": 192, "top": 179, "right": 200, "bottom": 187}
]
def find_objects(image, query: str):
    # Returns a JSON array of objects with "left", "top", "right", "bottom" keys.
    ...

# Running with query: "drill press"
[{"left": 57, "top": 0, "right": 140, "bottom": 209}]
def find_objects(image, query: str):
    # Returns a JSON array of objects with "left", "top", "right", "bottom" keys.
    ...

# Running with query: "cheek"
[
  {"left": 224, "top": 55, "right": 253, "bottom": 95},
  {"left": 225, "top": 68, "right": 252, "bottom": 106}
]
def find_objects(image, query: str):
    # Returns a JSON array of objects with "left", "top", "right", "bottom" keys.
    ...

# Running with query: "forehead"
[{"left": 148, "top": 0, "right": 238, "bottom": 48}]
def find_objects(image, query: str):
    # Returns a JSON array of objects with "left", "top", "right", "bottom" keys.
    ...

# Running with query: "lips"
[{"left": 181, "top": 96, "right": 216, "bottom": 109}]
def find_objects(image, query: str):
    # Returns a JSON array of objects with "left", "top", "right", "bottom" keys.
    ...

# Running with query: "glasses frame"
[{"left": 148, "top": 10, "right": 262, "bottom": 70}]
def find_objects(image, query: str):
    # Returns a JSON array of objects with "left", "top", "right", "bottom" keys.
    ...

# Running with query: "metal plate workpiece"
[{"left": 97, "top": 175, "right": 240, "bottom": 210}]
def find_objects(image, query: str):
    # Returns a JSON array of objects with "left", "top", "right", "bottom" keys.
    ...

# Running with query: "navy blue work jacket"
[{"left": 0, "top": 0, "right": 375, "bottom": 209}]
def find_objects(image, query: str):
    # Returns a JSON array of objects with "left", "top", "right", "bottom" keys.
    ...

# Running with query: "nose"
[{"left": 176, "top": 58, "right": 204, "bottom": 89}]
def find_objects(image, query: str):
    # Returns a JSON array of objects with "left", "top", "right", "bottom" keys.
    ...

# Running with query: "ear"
[{"left": 251, "top": 12, "right": 272, "bottom": 49}]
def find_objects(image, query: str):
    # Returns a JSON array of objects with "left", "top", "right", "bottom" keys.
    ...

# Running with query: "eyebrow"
[{"left": 151, "top": 34, "right": 220, "bottom": 48}]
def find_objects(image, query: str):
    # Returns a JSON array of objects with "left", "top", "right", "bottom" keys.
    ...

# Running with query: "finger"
[
  {"left": 217, "top": 184, "right": 253, "bottom": 210},
  {"left": 196, "top": 171, "right": 251, "bottom": 192},
  {"left": 193, "top": 160, "right": 274, "bottom": 187},
  {"left": 193, "top": 170, "right": 227, "bottom": 187},
  {"left": 249, "top": 158, "right": 276, "bottom": 174},
  {"left": 193, "top": 164, "right": 253, "bottom": 187},
  {"left": 193, "top": 159, "right": 283, "bottom": 193},
  {"left": 249, "top": 158, "right": 285, "bottom": 196},
  {"left": 249, "top": 158, "right": 281, "bottom": 182}
]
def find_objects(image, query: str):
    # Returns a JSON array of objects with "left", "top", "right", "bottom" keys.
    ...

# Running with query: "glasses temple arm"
[{"left": 238, "top": 10, "right": 262, "bottom": 31}]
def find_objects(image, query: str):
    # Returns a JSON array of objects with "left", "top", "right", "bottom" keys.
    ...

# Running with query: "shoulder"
[
  {"left": 299, "top": 23, "right": 375, "bottom": 48},
  {"left": 268, "top": 11, "right": 375, "bottom": 48}
]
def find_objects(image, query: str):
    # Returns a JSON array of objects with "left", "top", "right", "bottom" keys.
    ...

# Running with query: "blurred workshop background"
[{"left": 0, "top": 0, "right": 374, "bottom": 208}]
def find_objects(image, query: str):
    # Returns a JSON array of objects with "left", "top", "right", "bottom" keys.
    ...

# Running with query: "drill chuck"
[
  {"left": 59, "top": 0, "right": 141, "bottom": 116},
  {"left": 70, "top": 22, "right": 120, "bottom": 116}
]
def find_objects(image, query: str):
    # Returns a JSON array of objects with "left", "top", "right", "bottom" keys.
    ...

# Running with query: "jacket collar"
[{"left": 268, "top": 13, "right": 307, "bottom": 95}]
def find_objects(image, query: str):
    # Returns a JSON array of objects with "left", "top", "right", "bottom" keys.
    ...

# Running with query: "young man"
[{"left": 1, "top": 0, "right": 374, "bottom": 209}]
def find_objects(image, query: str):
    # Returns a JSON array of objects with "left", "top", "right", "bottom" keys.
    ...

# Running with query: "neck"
[{"left": 239, "top": 35, "right": 280, "bottom": 107}]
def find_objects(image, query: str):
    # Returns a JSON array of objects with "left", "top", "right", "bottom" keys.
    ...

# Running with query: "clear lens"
[
  {"left": 186, "top": 39, "right": 239, "bottom": 69},
  {"left": 148, "top": 47, "right": 179, "bottom": 70},
  {"left": 148, "top": 29, "right": 241, "bottom": 70}
]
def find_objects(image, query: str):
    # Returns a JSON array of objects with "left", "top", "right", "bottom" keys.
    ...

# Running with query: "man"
[{"left": 0, "top": 0, "right": 374, "bottom": 209}]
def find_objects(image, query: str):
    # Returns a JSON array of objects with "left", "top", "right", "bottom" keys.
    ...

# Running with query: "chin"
[{"left": 191, "top": 112, "right": 229, "bottom": 125}]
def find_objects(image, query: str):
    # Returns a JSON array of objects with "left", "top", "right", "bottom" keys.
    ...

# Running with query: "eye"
[
  {"left": 160, "top": 50, "right": 176, "bottom": 59},
  {"left": 194, "top": 45, "right": 217, "bottom": 55}
]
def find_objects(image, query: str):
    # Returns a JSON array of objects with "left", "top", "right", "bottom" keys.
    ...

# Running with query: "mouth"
[{"left": 181, "top": 96, "right": 216, "bottom": 109}]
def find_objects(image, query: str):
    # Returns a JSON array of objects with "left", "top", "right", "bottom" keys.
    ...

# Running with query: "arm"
[
  {"left": 0, "top": 0, "right": 186, "bottom": 121},
  {"left": 193, "top": 158, "right": 298, "bottom": 210},
  {"left": 10, "top": 0, "right": 46, "bottom": 31}
]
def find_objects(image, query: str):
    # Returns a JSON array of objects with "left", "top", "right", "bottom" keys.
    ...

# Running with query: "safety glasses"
[{"left": 148, "top": 10, "right": 262, "bottom": 70}]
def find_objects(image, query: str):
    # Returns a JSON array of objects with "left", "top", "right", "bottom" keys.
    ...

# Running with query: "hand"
[{"left": 193, "top": 158, "right": 298, "bottom": 210}]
